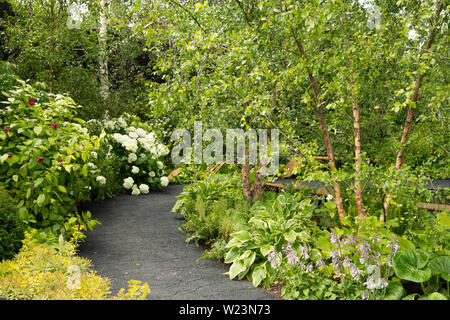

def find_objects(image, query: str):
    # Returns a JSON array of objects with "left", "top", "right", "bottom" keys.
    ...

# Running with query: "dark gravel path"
[{"left": 77, "top": 184, "right": 275, "bottom": 300}]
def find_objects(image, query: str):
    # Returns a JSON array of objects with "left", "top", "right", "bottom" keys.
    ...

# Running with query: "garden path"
[{"left": 78, "top": 184, "right": 276, "bottom": 300}]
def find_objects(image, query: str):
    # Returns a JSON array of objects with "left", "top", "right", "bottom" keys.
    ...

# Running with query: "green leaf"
[
  {"left": 225, "top": 238, "right": 243, "bottom": 248},
  {"left": 34, "top": 177, "right": 44, "bottom": 188},
  {"left": 383, "top": 281, "right": 406, "bottom": 300},
  {"left": 397, "top": 236, "right": 415, "bottom": 249},
  {"left": 81, "top": 165, "right": 89, "bottom": 177},
  {"left": 231, "top": 230, "right": 252, "bottom": 242},
  {"left": 427, "top": 292, "right": 448, "bottom": 300},
  {"left": 429, "top": 256, "right": 450, "bottom": 281},
  {"left": 284, "top": 229, "right": 297, "bottom": 243},
  {"left": 33, "top": 126, "right": 42, "bottom": 136},
  {"left": 251, "top": 264, "right": 267, "bottom": 287},
  {"left": 36, "top": 193, "right": 46, "bottom": 207},
  {"left": 242, "top": 251, "right": 256, "bottom": 268},
  {"left": 229, "top": 260, "right": 246, "bottom": 279},
  {"left": 57, "top": 185, "right": 67, "bottom": 193},
  {"left": 393, "top": 249, "right": 431, "bottom": 283},
  {"left": 0, "top": 154, "right": 8, "bottom": 164},
  {"left": 260, "top": 244, "right": 273, "bottom": 256},
  {"left": 224, "top": 247, "right": 240, "bottom": 264},
  {"left": 402, "top": 294, "right": 418, "bottom": 300}
]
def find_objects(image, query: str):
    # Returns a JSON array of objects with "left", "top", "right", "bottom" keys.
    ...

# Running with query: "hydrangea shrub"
[{"left": 85, "top": 113, "right": 170, "bottom": 196}]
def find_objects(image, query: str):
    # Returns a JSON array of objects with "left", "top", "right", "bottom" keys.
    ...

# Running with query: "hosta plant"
[
  {"left": 392, "top": 248, "right": 449, "bottom": 299},
  {"left": 224, "top": 192, "right": 319, "bottom": 287}
]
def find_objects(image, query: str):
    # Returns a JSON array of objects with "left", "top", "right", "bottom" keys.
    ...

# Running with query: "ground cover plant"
[
  {"left": 172, "top": 173, "right": 449, "bottom": 300},
  {"left": 0, "top": 230, "right": 150, "bottom": 300}
]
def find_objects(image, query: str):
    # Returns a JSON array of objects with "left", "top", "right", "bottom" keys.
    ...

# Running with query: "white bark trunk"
[{"left": 99, "top": 0, "right": 109, "bottom": 103}]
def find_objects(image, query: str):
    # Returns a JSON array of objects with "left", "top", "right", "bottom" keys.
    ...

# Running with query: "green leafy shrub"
[
  {"left": 0, "top": 184, "right": 25, "bottom": 261},
  {"left": 0, "top": 62, "right": 19, "bottom": 102},
  {"left": 0, "top": 230, "right": 150, "bottom": 300},
  {"left": 172, "top": 174, "right": 248, "bottom": 244},
  {"left": 406, "top": 211, "right": 450, "bottom": 256},
  {"left": 224, "top": 192, "right": 319, "bottom": 287},
  {"left": 0, "top": 80, "right": 100, "bottom": 238}
]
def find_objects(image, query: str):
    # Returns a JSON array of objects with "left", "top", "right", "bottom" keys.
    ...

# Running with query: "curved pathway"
[{"left": 78, "top": 184, "right": 275, "bottom": 300}]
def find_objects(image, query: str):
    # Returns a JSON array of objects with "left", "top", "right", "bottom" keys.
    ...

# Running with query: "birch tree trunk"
[
  {"left": 241, "top": 151, "right": 252, "bottom": 199},
  {"left": 290, "top": 27, "right": 346, "bottom": 220},
  {"left": 381, "top": 0, "right": 443, "bottom": 221},
  {"left": 99, "top": 0, "right": 109, "bottom": 105},
  {"left": 348, "top": 59, "right": 366, "bottom": 218}
]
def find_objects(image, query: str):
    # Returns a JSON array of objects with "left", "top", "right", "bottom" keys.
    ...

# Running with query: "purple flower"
[
  {"left": 302, "top": 245, "right": 310, "bottom": 260},
  {"left": 372, "top": 251, "right": 381, "bottom": 260},
  {"left": 350, "top": 265, "right": 362, "bottom": 280},
  {"left": 316, "top": 259, "right": 325, "bottom": 267},
  {"left": 379, "top": 279, "right": 388, "bottom": 289},
  {"left": 363, "top": 277, "right": 377, "bottom": 291},
  {"left": 343, "top": 257, "right": 353, "bottom": 269},
  {"left": 391, "top": 242, "right": 400, "bottom": 256},
  {"left": 330, "top": 230, "right": 339, "bottom": 244},
  {"left": 286, "top": 249, "right": 299, "bottom": 266},
  {"left": 330, "top": 249, "right": 340, "bottom": 259},
  {"left": 268, "top": 250, "right": 282, "bottom": 270}
]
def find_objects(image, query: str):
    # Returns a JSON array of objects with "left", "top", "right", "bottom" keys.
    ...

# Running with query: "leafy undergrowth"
[
  {"left": 0, "top": 230, "right": 150, "bottom": 300},
  {"left": 173, "top": 174, "right": 450, "bottom": 300}
]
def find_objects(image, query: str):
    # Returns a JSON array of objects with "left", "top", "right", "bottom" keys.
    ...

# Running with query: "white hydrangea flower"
[
  {"left": 142, "top": 143, "right": 152, "bottom": 152},
  {"left": 136, "top": 128, "right": 147, "bottom": 138},
  {"left": 128, "top": 131, "right": 139, "bottom": 139},
  {"left": 128, "top": 153, "right": 137, "bottom": 163},
  {"left": 124, "top": 139, "right": 138, "bottom": 153},
  {"left": 131, "top": 166, "right": 139, "bottom": 174},
  {"left": 160, "top": 176, "right": 169, "bottom": 187},
  {"left": 149, "top": 171, "right": 155, "bottom": 177},
  {"left": 105, "top": 120, "right": 115, "bottom": 129},
  {"left": 131, "top": 187, "right": 140, "bottom": 196},
  {"left": 91, "top": 151, "right": 98, "bottom": 159},
  {"left": 157, "top": 161, "right": 164, "bottom": 169},
  {"left": 123, "top": 177, "right": 134, "bottom": 189},
  {"left": 145, "top": 133, "right": 155, "bottom": 144},
  {"left": 87, "top": 162, "right": 96, "bottom": 169},
  {"left": 96, "top": 176, "right": 106, "bottom": 185},
  {"left": 139, "top": 184, "right": 149, "bottom": 194},
  {"left": 117, "top": 117, "right": 127, "bottom": 128},
  {"left": 326, "top": 194, "right": 334, "bottom": 201},
  {"left": 113, "top": 133, "right": 124, "bottom": 143},
  {"left": 126, "top": 126, "right": 136, "bottom": 133}
]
